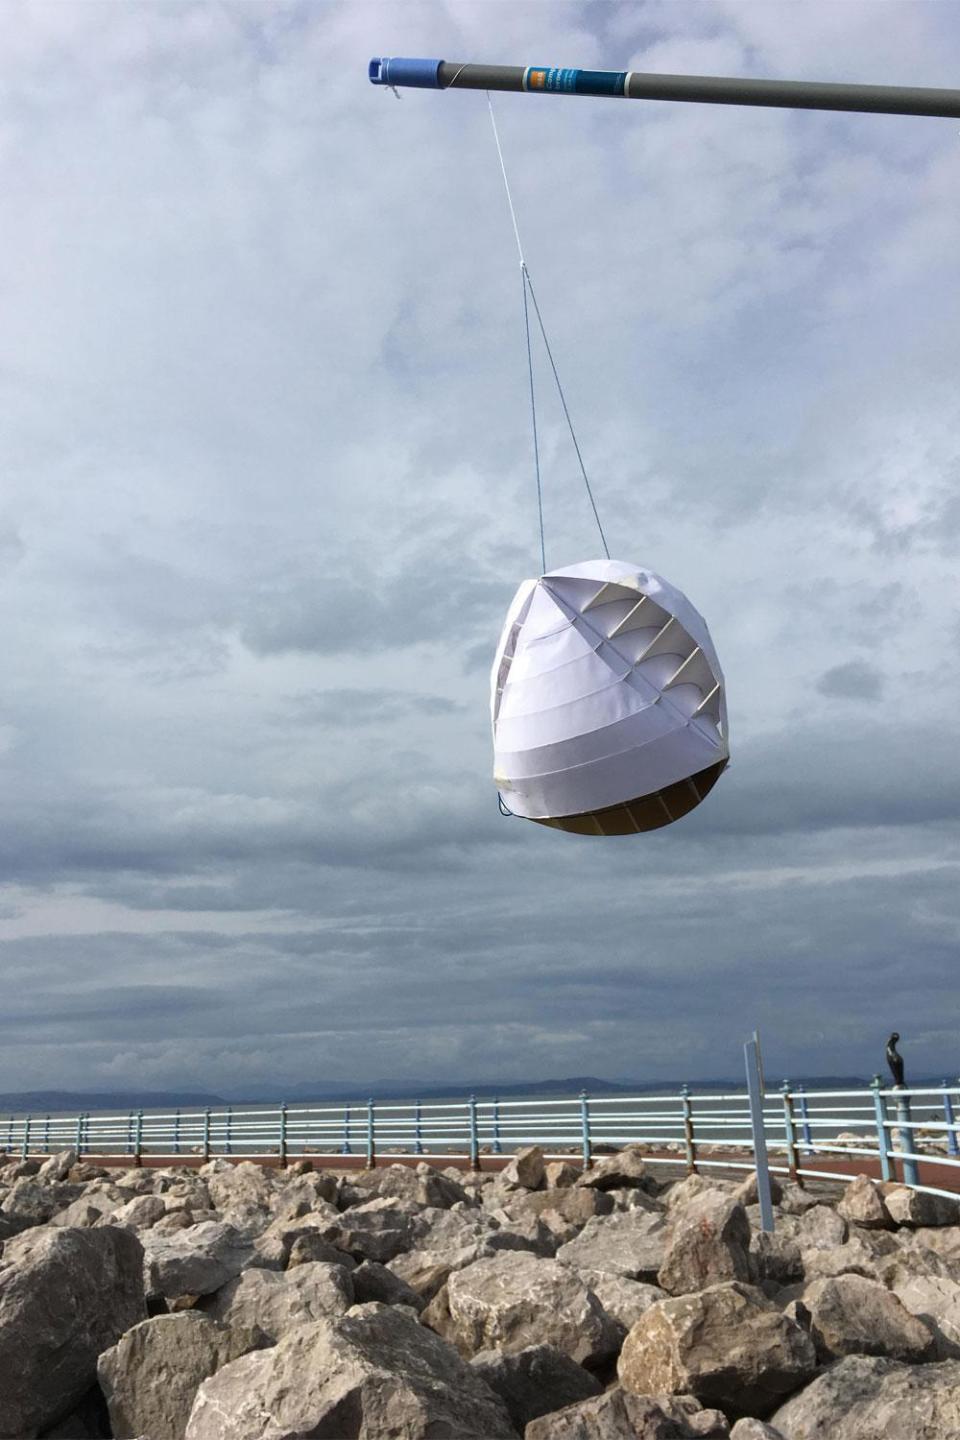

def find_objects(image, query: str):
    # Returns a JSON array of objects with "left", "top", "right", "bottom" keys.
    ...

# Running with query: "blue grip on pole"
[{"left": 369, "top": 57, "right": 443, "bottom": 88}]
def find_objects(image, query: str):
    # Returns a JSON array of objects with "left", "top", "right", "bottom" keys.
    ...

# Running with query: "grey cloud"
[{"left": 816, "top": 659, "right": 885, "bottom": 700}]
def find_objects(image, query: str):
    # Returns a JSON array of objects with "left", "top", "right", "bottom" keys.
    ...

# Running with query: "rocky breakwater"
[{"left": 2, "top": 1147, "right": 960, "bottom": 1437}]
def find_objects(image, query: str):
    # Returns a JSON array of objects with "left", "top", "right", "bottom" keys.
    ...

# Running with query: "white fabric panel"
[{"left": 491, "top": 558, "right": 729, "bottom": 820}]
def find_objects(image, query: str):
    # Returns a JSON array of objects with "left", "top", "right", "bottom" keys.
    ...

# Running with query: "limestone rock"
[
  {"left": 558, "top": 1209, "right": 667, "bottom": 1283},
  {"left": 836, "top": 1175, "right": 892, "bottom": 1230},
  {"left": 525, "top": 1388, "right": 729, "bottom": 1439},
  {"left": 97, "top": 1311, "right": 265, "bottom": 1440},
  {"left": 796, "top": 1203, "right": 848, "bottom": 1250},
  {"left": 578, "top": 1145, "right": 657, "bottom": 1194},
  {"left": 470, "top": 1343, "right": 601, "bottom": 1429},
  {"left": 618, "top": 1281, "right": 816, "bottom": 1419},
  {"left": 108, "top": 1193, "right": 167, "bottom": 1230},
  {"left": 37, "top": 1147, "right": 78, "bottom": 1182},
  {"left": 801, "top": 1233, "right": 895, "bottom": 1282},
  {"left": 0, "top": 1176, "right": 66, "bottom": 1226},
  {"left": 664, "top": 1175, "right": 728, "bottom": 1213},
  {"left": 883, "top": 1184, "right": 958, "bottom": 1228},
  {"left": 351, "top": 1259, "right": 425, "bottom": 1311},
  {"left": 185, "top": 1302, "right": 515, "bottom": 1439},
  {"left": 770, "top": 1354, "right": 960, "bottom": 1438},
  {"left": 749, "top": 1230, "right": 804, "bottom": 1286},
  {"left": 501, "top": 1184, "right": 615, "bottom": 1228},
  {"left": 728, "top": 1423, "right": 786, "bottom": 1439},
  {"left": 142, "top": 1221, "right": 255, "bottom": 1300},
  {"left": 436, "top": 1252, "right": 619, "bottom": 1366},
  {"left": 546, "top": 1161, "right": 581, "bottom": 1189},
  {"left": 893, "top": 1274, "right": 960, "bottom": 1358},
  {"left": 268, "top": 1171, "right": 339, "bottom": 1222},
  {"left": 734, "top": 1171, "right": 783, "bottom": 1209},
  {"left": 346, "top": 1162, "right": 471, "bottom": 1210},
  {"left": 588, "top": 1275, "right": 667, "bottom": 1338},
  {"left": 0, "top": 1225, "right": 146, "bottom": 1437},
  {"left": 286, "top": 1230, "right": 352, "bottom": 1269},
  {"left": 322, "top": 1195, "right": 426, "bottom": 1263},
  {"left": 200, "top": 1260, "right": 353, "bottom": 1340},
  {"left": 203, "top": 1160, "right": 275, "bottom": 1216},
  {"left": 658, "top": 1193, "right": 751, "bottom": 1296},
  {"left": 502, "top": 1145, "right": 546, "bottom": 1191},
  {"left": 801, "top": 1272, "right": 933, "bottom": 1362}
]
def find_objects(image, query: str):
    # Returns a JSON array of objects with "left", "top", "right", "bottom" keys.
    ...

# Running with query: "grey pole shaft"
[{"left": 437, "top": 62, "right": 960, "bottom": 119}]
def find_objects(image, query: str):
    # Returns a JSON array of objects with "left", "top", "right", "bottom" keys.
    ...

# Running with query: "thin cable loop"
[{"left": 486, "top": 94, "right": 609, "bottom": 563}]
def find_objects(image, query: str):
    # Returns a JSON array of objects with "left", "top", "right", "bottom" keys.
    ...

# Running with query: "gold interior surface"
[{"left": 530, "top": 759, "right": 728, "bottom": 836}]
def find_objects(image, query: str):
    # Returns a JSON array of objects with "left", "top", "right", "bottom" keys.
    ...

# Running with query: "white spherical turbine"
[{"left": 491, "top": 559, "right": 729, "bottom": 835}]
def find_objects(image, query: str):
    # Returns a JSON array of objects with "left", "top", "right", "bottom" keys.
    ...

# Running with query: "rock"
[
  {"left": 801, "top": 1272, "right": 933, "bottom": 1362},
  {"left": 502, "top": 1145, "right": 546, "bottom": 1190},
  {"left": 578, "top": 1145, "right": 657, "bottom": 1194},
  {"left": 286, "top": 1230, "right": 352, "bottom": 1268},
  {"left": 203, "top": 1160, "right": 275, "bottom": 1215},
  {"left": 876, "top": 1242, "right": 956, "bottom": 1289},
  {"left": 108, "top": 1193, "right": 167, "bottom": 1230},
  {"left": 729, "top": 1423, "right": 786, "bottom": 1439},
  {"left": 777, "top": 1184, "right": 822, "bottom": 1216},
  {"left": 502, "top": 1184, "right": 615, "bottom": 1227},
  {"left": 0, "top": 1176, "right": 65, "bottom": 1226},
  {"left": 558, "top": 1209, "right": 667, "bottom": 1282},
  {"left": 546, "top": 1161, "right": 581, "bottom": 1189},
  {"left": 322, "top": 1194, "right": 426, "bottom": 1262},
  {"left": 200, "top": 1260, "right": 353, "bottom": 1340},
  {"left": 770, "top": 1354, "right": 960, "bottom": 1438},
  {"left": 97, "top": 1311, "right": 265, "bottom": 1440},
  {"left": 389, "top": 1247, "right": 467, "bottom": 1302},
  {"left": 271, "top": 1169, "right": 338, "bottom": 1217},
  {"left": 346, "top": 1162, "right": 471, "bottom": 1210},
  {"left": 658, "top": 1192, "right": 751, "bottom": 1296},
  {"left": 734, "top": 1171, "right": 784, "bottom": 1208},
  {"left": 153, "top": 1209, "right": 196, "bottom": 1234},
  {"left": 142, "top": 1221, "right": 255, "bottom": 1299},
  {"left": 525, "top": 1388, "right": 729, "bottom": 1439},
  {"left": 883, "top": 1184, "right": 958, "bottom": 1228},
  {"left": 587, "top": 1274, "right": 667, "bottom": 1338},
  {"left": 435, "top": 1252, "right": 619, "bottom": 1366},
  {"left": 0, "top": 1225, "right": 146, "bottom": 1437},
  {"left": 796, "top": 1203, "right": 848, "bottom": 1249},
  {"left": 618, "top": 1281, "right": 816, "bottom": 1419},
  {"left": 750, "top": 1230, "right": 804, "bottom": 1285},
  {"left": 286, "top": 1157, "right": 313, "bottom": 1174},
  {"left": 36, "top": 1384, "right": 111, "bottom": 1438},
  {"left": 892, "top": 1274, "right": 960, "bottom": 1358},
  {"left": 801, "top": 1231, "right": 897, "bottom": 1282},
  {"left": 185, "top": 1302, "right": 516, "bottom": 1439},
  {"left": 37, "top": 1147, "right": 78, "bottom": 1182},
  {"left": 470, "top": 1343, "right": 601, "bottom": 1429},
  {"left": 664, "top": 1175, "right": 728, "bottom": 1212},
  {"left": 836, "top": 1175, "right": 892, "bottom": 1230},
  {"left": 351, "top": 1259, "right": 425, "bottom": 1311}
]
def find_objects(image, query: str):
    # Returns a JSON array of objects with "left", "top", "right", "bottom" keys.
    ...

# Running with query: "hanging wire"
[{"left": 486, "top": 94, "right": 610, "bottom": 564}]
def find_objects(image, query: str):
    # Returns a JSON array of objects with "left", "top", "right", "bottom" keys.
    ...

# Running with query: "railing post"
[
  {"left": 202, "top": 1107, "right": 211, "bottom": 1162},
  {"left": 133, "top": 1109, "right": 144, "bottom": 1167},
  {"left": 796, "top": 1083, "right": 813, "bottom": 1154},
  {"left": 579, "top": 1090, "right": 592, "bottom": 1171},
  {"left": 781, "top": 1080, "right": 800, "bottom": 1184},
  {"left": 468, "top": 1094, "right": 480, "bottom": 1170},
  {"left": 681, "top": 1084, "right": 697, "bottom": 1173},
  {"left": 342, "top": 1106, "right": 352, "bottom": 1156},
  {"left": 366, "top": 1098, "right": 375, "bottom": 1169},
  {"left": 5, "top": 1115, "right": 12, "bottom": 1154},
  {"left": 21, "top": 1115, "right": 31, "bottom": 1161},
  {"left": 942, "top": 1081, "right": 958, "bottom": 1158},
  {"left": 174, "top": 1108, "right": 181, "bottom": 1156},
  {"left": 492, "top": 1097, "right": 502, "bottom": 1155},
  {"left": 744, "top": 1034, "right": 774, "bottom": 1233},
  {"left": 414, "top": 1101, "right": 423, "bottom": 1156},
  {"left": 43, "top": 1114, "right": 50, "bottom": 1153},
  {"left": 871, "top": 1075, "right": 894, "bottom": 1182},
  {"left": 894, "top": 1088, "right": 919, "bottom": 1187},
  {"left": 279, "top": 1103, "right": 288, "bottom": 1168},
  {"left": 225, "top": 1105, "right": 233, "bottom": 1157},
  {"left": 75, "top": 1112, "right": 83, "bottom": 1157}
]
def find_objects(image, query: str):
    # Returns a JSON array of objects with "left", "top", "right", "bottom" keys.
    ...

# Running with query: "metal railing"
[{"left": 4, "top": 1080, "right": 960, "bottom": 1199}]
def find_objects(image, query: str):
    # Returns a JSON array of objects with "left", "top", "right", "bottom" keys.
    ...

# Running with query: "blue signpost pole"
[{"left": 744, "top": 1033, "right": 774, "bottom": 1234}]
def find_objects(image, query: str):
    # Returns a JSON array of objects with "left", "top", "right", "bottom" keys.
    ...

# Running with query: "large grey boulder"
[
  {"left": 470, "top": 1343, "right": 601, "bottom": 1429},
  {"left": 525, "top": 1388, "right": 729, "bottom": 1439},
  {"left": 0, "top": 1176, "right": 70, "bottom": 1226},
  {"left": 770, "top": 1354, "right": 960, "bottom": 1438},
  {"left": 37, "top": 1147, "right": 78, "bottom": 1183},
  {"left": 345, "top": 1162, "right": 471, "bottom": 1210},
  {"left": 50, "top": 1187, "right": 123, "bottom": 1228},
  {"left": 587, "top": 1275, "right": 667, "bottom": 1339},
  {"left": 142, "top": 1221, "right": 255, "bottom": 1299},
  {"left": 749, "top": 1230, "right": 803, "bottom": 1286},
  {"left": 577, "top": 1145, "right": 658, "bottom": 1194},
  {"left": 185, "top": 1302, "right": 515, "bottom": 1439},
  {"left": 321, "top": 1194, "right": 426, "bottom": 1262},
  {"left": 267, "top": 1171, "right": 339, "bottom": 1223},
  {"left": 108, "top": 1193, "right": 167, "bottom": 1230},
  {"left": 801, "top": 1232, "right": 896, "bottom": 1282},
  {"left": 98, "top": 1312, "right": 266, "bottom": 1440},
  {"left": 733, "top": 1171, "right": 783, "bottom": 1209},
  {"left": 557, "top": 1209, "right": 667, "bottom": 1282},
  {"left": 801, "top": 1272, "right": 933, "bottom": 1362},
  {"left": 658, "top": 1193, "right": 752, "bottom": 1296},
  {"left": 202, "top": 1160, "right": 275, "bottom": 1216},
  {"left": 836, "top": 1175, "right": 892, "bottom": 1230},
  {"left": 893, "top": 1274, "right": 960, "bottom": 1358},
  {"left": 502, "top": 1145, "right": 546, "bottom": 1191},
  {"left": 728, "top": 1423, "right": 786, "bottom": 1439},
  {"left": 618, "top": 1281, "right": 816, "bottom": 1419},
  {"left": 500, "top": 1184, "right": 615, "bottom": 1228},
  {"left": 883, "top": 1184, "right": 958, "bottom": 1228},
  {"left": 796, "top": 1203, "right": 848, "bottom": 1250},
  {"left": 545, "top": 1161, "right": 580, "bottom": 1189},
  {"left": 0, "top": 1225, "right": 146, "bottom": 1437},
  {"left": 351, "top": 1259, "right": 425, "bottom": 1311},
  {"left": 200, "top": 1260, "right": 353, "bottom": 1340},
  {"left": 433, "top": 1252, "right": 619, "bottom": 1366}
]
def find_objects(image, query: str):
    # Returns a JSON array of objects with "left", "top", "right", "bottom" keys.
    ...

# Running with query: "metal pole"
[
  {"left": 797, "top": 1084, "right": 813, "bottom": 1154},
  {"left": 681, "top": 1084, "right": 697, "bottom": 1174},
  {"left": 134, "top": 1109, "right": 143, "bottom": 1167},
  {"left": 342, "top": 1105, "right": 352, "bottom": 1156},
  {"left": 870, "top": 1075, "right": 894, "bottom": 1182},
  {"left": 414, "top": 1101, "right": 423, "bottom": 1156},
  {"left": 744, "top": 1033, "right": 774, "bottom": 1234},
  {"left": 202, "top": 1107, "right": 211, "bottom": 1163},
  {"left": 579, "top": 1090, "right": 592, "bottom": 1171},
  {"left": 366, "top": 1099, "right": 376, "bottom": 1169},
  {"left": 492, "top": 1097, "right": 502, "bottom": 1156},
  {"left": 468, "top": 1094, "right": 480, "bottom": 1170},
  {"left": 21, "top": 1115, "right": 31, "bottom": 1161},
  {"left": 943, "top": 1081, "right": 959, "bottom": 1158},
  {"left": 368, "top": 57, "right": 960, "bottom": 119},
  {"left": 894, "top": 1089, "right": 920, "bottom": 1188},
  {"left": 279, "top": 1103, "right": 288, "bottom": 1167},
  {"left": 781, "top": 1080, "right": 800, "bottom": 1185}
]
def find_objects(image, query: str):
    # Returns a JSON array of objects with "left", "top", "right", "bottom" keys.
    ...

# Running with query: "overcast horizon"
[{"left": 3, "top": 1, "right": 960, "bottom": 1095}]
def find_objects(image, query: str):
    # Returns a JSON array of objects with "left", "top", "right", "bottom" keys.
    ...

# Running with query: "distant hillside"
[{"left": 0, "top": 1090, "right": 226, "bottom": 1113}]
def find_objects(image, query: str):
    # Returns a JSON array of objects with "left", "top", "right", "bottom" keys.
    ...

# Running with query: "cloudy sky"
[{"left": 2, "top": 1, "right": 959, "bottom": 1097}]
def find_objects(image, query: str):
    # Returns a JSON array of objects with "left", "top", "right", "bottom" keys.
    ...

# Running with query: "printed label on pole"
[{"left": 524, "top": 67, "right": 628, "bottom": 97}]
